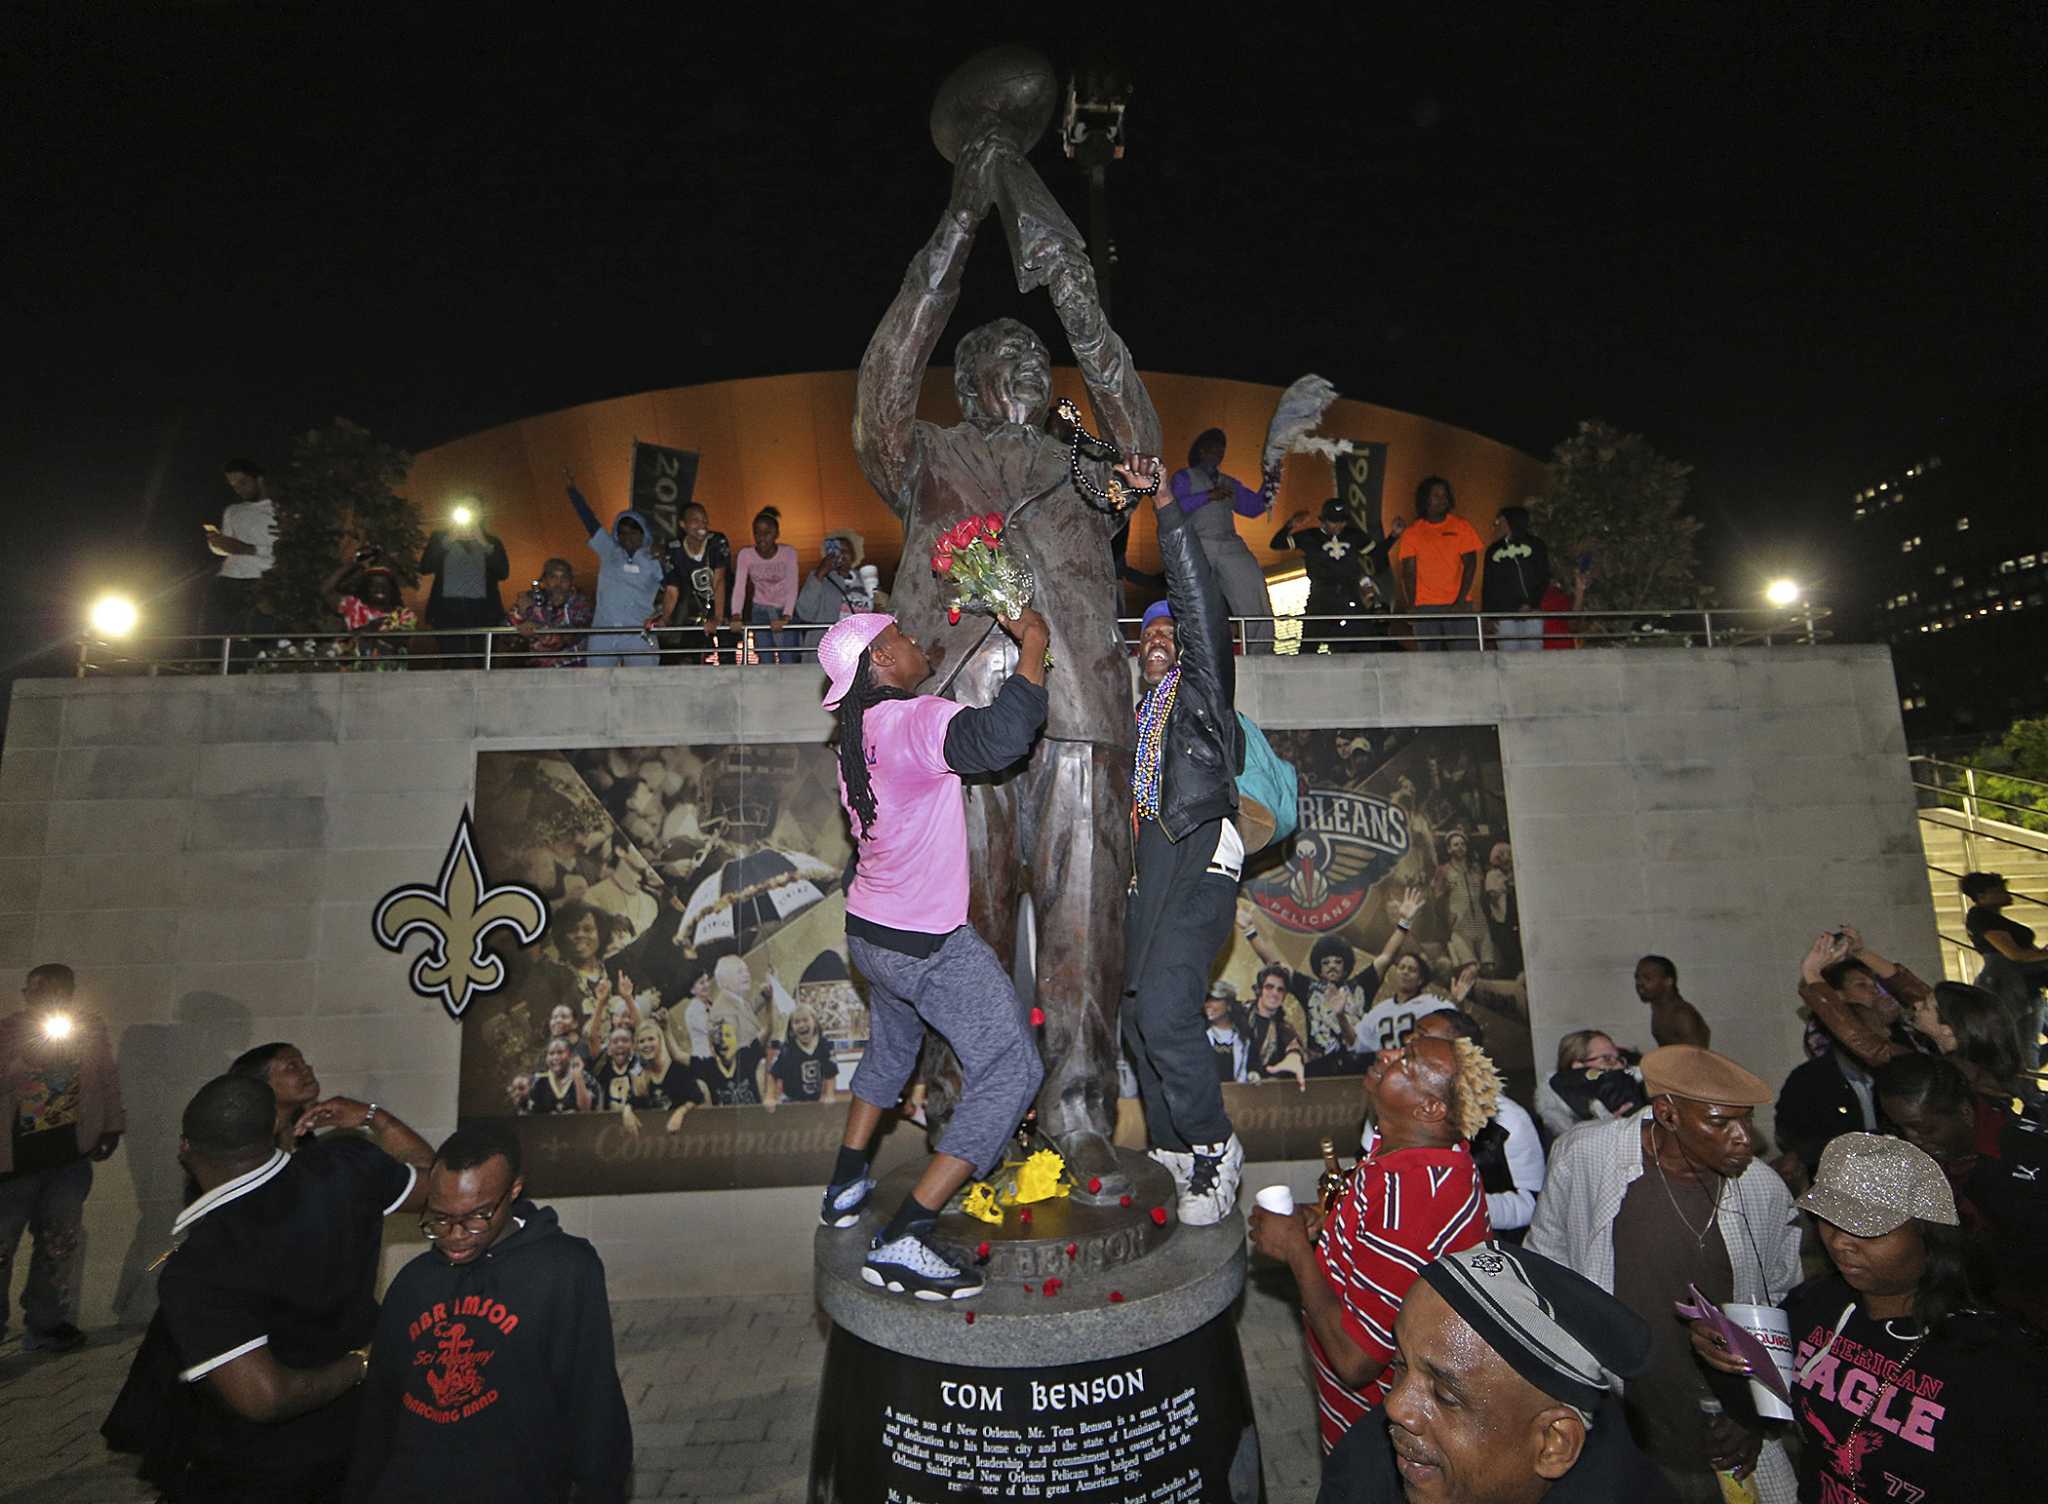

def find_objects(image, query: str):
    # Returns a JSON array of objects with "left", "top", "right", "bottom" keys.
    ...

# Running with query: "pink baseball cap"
[{"left": 818, "top": 613, "right": 897, "bottom": 710}]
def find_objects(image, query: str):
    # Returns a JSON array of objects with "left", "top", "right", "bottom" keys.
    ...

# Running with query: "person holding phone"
[
  {"left": 202, "top": 458, "right": 279, "bottom": 646},
  {"left": 418, "top": 505, "right": 509, "bottom": 667}
]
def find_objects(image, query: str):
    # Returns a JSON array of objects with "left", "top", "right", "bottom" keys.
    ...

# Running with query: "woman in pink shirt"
[{"left": 730, "top": 506, "right": 800, "bottom": 663}]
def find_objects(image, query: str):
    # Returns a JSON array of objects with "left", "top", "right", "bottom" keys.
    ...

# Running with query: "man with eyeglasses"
[
  {"left": 103, "top": 1073, "right": 426, "bottom": 1502},
  {"left": 348, "top": 1123, "right": 631, "bottom": 1504}
]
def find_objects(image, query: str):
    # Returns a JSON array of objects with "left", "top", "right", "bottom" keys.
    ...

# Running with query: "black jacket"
[
  {"left": 347, "top": 1202, "right": 631, "bottom": 1504},
  {"left": 1481, "top": 530, "right": 1552, "bottom": 613},
  {"left": 1273, "top": 522, "right": 1376, "bottom": 608},
  {"left": 1152, "top": 500, "right": 1242, "bottom": 842},
  {"left": 1776, "top": 1051, "right": 1878, "bottom": 1174}
]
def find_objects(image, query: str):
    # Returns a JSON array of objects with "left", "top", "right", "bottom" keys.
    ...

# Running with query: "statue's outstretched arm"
[
  {"left": 853, "top": 138, "right": 1003, "bottom": 514},
  {"left": 990, "top": 139, "right": 1160, "bottom": 530}
]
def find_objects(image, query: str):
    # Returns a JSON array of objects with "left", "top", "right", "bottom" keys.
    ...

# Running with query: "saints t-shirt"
[
  {"left": 590, "top": 1056, "right": 639, "bottom": 1111},
  {"left": 663, "top": 531, "right": 732, "bottom": 623},
  {"left": 693, "top": 1043, "right": 766, "bottom": 1106},
  {"left": 1785, "top": 1275, "right": 2041, "bottom": 1504},
  {"left": 770, "top": 1035, "right": 834, "bottom": 1103},
  {"left": 525, "top": 1072, "right": 583, "bottom": 1114},
  {"left": 1352, "top": 992, "right": 1456, "bottom": 1055},
  {"left": 10, "top": 1047, "right": 85, "bottom": 1176},
  {"left": 637, "top": 1061, "right": 696, "bottom": 1111}
]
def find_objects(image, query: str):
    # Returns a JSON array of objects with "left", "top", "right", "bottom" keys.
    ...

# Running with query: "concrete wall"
[{"left": 0, "top": 645, "right": 1933, "bottom": 1322}]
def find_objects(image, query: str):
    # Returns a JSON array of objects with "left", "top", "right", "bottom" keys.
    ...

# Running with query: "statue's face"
[{"left": 972, "top": 327, "right": 1052, "bottom": 423}]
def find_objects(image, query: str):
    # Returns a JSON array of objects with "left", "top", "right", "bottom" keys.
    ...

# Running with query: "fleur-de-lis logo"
[{"left": 373, "top": 809, "right": 549, "bottom": 1019}]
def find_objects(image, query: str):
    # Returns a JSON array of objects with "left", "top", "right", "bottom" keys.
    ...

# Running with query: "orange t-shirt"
[{"left": 1393, "top": 515, "right": 1483, "bottom": 605}]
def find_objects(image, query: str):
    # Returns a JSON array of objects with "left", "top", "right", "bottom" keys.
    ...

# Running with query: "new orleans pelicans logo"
[
  {"left": 374, "top": 809, "right": 549, "bottom": 1020},
  {"left": 1246, "top": 790, "right": 1410, "bottom": 932}
]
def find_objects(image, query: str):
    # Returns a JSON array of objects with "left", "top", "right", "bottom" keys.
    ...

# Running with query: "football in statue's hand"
[{"left": 930, "top": 44, "right": 1057, "bottom": 163}]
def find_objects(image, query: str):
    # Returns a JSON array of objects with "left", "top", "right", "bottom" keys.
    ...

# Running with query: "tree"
[
  {"left": 1533, "top": 420, "right": 1706, "bottom": 614},
  {"left": 1960, "top": 716, "right": 2048, "bottom": 833},
  {"left": 260, "top": 419, "right": 423, "bottom": 632}
]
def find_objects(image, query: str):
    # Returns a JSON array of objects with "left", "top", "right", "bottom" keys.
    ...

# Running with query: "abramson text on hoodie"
[{"left": 347, "top": 1202, "right": 631, "bottom": 1504}]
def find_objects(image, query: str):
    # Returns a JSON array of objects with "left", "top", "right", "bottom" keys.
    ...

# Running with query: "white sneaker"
[
  {"left": 1147, "top": 1146, "right": 1194, "bottom": 1196},
  {"left": 1178, "top": 1135, "right": 1245, "bottom": 1227}
]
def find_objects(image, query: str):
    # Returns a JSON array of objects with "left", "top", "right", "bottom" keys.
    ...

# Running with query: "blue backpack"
[{"left": 1235, "top": 714, "right": 1299, "bottom": 852}]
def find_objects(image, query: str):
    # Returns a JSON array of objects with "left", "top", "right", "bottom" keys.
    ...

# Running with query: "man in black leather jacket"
[{"left": 1123, "top": 455, "right": 1248, "bottom": 1226}]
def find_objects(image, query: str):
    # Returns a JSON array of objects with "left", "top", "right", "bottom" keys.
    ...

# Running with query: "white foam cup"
[
  {"left": 1253, "top": 1185, "right": 1295, "bottom": 1216},
  {"left": 1723, "top": 1302, "right": 1796, "bottom": 1421}
]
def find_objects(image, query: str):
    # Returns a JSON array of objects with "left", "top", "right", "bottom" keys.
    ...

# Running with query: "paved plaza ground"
[{"left": 0, "top": 1276, "right": 1323, "bottom": 1504}]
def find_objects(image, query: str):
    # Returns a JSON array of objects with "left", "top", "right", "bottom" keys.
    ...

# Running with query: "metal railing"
[
  {"left": 72, "top": 605, "right": 1831, "bottom": 677},
  {"left": 1908, "top": 755, "right": 2048, "bottom": 983},
  {"left": 1909, "top": 754, "right": 2048, "bottom": 829}
]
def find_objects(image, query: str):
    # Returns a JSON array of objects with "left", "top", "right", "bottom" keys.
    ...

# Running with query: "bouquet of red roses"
[{"left": 930, "top": 512, "right": 1034, "bottom": 625}]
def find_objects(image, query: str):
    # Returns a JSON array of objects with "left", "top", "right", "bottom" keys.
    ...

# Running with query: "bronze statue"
[{"left": 853, "top": 48, "right": 1161, "bottom": 1202}]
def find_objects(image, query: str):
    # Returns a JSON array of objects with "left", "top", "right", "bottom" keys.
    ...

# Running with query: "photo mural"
[{"left": 459, "top": 725, "right": 1529, "bottom": 1192}]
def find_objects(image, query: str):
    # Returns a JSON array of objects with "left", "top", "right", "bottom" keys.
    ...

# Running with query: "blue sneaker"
[
  {"left": 819, "top": 1174, "right": 876, "bottom": 1229},
  {"left": 861, "top": 1231, "right": 985, "bottom": 1300}
]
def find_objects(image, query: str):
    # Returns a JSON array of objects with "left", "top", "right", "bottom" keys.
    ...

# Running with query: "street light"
[
  {"left": 451, "top": 503, "right": 476, "bottom": 527},
  {"left": 87, "top": 593, "right": 139, "bottom": 638},
  {"left": 1764, "top": 578, "right": 1802, "bottom": 608}
]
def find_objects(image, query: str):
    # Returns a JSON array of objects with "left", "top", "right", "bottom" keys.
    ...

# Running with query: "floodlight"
[{"left": 88, "top": 594, "right": 139, "bottom": 638}]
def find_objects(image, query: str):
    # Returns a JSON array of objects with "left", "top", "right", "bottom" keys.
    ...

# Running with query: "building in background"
[
  {"left": 1847, "top": 383, "right": 2048, "bottom": 745},
  {"left": 404, "top": 369, "right": 1546, "bottom": 615}
]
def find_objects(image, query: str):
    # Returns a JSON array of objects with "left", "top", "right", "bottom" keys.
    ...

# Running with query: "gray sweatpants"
[{"left": 848, "top": 927, "right": 1044, "bottom": 1178}]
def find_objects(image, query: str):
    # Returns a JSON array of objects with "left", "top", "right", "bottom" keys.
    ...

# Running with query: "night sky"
[{"left": 7, "top": 7, "right": 2042, "bottom": 671}]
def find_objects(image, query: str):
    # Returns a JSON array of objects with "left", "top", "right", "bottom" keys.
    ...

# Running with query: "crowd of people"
[
  {"left": 493, "top": 905, "right": 850, "bottom": 1123},
  {"left": 1246, "top": 905, "right": 2048, "bottom": 1504},
  {"left": 202, "top": 447, "right": 1600, "bottom": 669},
  {"left": 5, "top": 875, "right": 2044, "bottom": 1502},
  {"left": 0, "top": 975, "right": 634, "bottom": 1502},
  {"left": 12, "top": 444, "right": 2012, "bottom": 1504}
]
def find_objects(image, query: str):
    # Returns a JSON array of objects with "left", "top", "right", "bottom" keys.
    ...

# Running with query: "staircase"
[{"left": 1911, "top": 757, "right": 2048, "bottom": 982}]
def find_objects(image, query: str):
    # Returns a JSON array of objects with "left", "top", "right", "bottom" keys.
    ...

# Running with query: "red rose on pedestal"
[{"left": 1149, "top": 1207, "right": 1169, "bottom": 1226}]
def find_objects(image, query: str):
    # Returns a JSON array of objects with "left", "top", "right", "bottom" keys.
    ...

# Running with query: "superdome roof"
[{"left": 405, "top": 368, "right": 1546, "bottom": 591}]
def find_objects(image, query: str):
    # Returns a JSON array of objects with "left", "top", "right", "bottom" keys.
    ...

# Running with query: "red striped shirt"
[{"left": 1306, "top": 1132, "right": 1490, "bottom": 1452}]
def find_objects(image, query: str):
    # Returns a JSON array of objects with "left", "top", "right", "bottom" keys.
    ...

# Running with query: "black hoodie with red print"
[{"left": 346, "top": 1202, "right": 631, "bottom": 1503}]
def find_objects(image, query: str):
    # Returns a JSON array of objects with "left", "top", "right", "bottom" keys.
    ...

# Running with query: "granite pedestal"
[{"left": 809, "top": 1151, "right": 1261, "bottom": 1503}]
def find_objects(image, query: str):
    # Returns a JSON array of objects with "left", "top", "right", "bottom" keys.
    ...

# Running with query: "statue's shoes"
[{"left": 1055, "top": 1128, "right": 1131, "bottom": 1205}]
